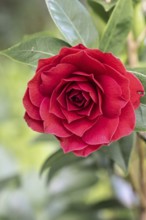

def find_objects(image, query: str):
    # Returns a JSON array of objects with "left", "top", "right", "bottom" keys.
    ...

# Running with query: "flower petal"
[
  {"left": 23, "top": 89, "right": 41, "bottom": 120},
  {"left": 61, "top": 50, "right": 106, "bottom": 74},
  {"left": 77, "top": 81, "right": 97, "bottom": 103},
  {"left": 59, "top": 135, "right": 87, "bottom": 153},
  {"left": 103, "top": 53, "right": 127, "bottom": 76},
  {"left": 63, "top": 118, "right": 96, "bottom": 137},
  {"left": 36, "top": 55, "right": 60, "bottom": 72},
  {"left": 40, "top": 97, "right": 50, "bottom": 120},
  {"left": 83, "top": 116, "right": 119, "bottom": 145},
  {"left": 78, "top": 101, "right": 94, "bottom": 116},
  {"left": 127, "top": 72, "right": 145, "bottom": 109},
  {"left": 44, "top": 114, "right": 71, "bottom": 137},
  {"left": 104, "top": 65, "right": 130, "bottom": 101},
  {"left": 28, "top": 75, "right": 44, "bottom": 107},
  {"left": 57, "top": 84, "right": 70, "bottom": 109},
  {"left": 40, "top": 98, "right": 71, "bottom": 137},
  {"left": 86, "top": 49, "right": 127, "bottom": 76},
  {"left": 99, "top": 75, "right": 127, "bottom": 117},
  {"left": 112, "top": 102, "right": 136, "bottom": 141},
  {"left": 73, "top": 144, "right": 102, "bottom": 157},
  {"left": 89, "top": 92, "right": 102, "bottom": 119},
  {"left": 40, "top": 63, "right": 76, "bottom": 95},
  {"left": 61, "top": 108, "right": 84, "bottom": 123},
  {"left": 24, "top": 113, "right": 44, "bottom": 132},
  {"left": 50, "top": 87, "right": 66, "bottom": 119},
  {"left": 59, "top": 44, "right": 86, "bottom": 57}
]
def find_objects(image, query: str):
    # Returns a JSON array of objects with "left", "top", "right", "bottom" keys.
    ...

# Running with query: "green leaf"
[
  {"left": 45, "top": 0, "right": 98, "bottom": 47},
  {"left": 136, "top": 104, "right": 146, "bottom": 131},
  {"left": 1, "top": 36, "right": 70, "bottom": 67},
  {"left": 99, "top": 0, "right": 133, "bottom": 54},
  {"left": 89, "top": 0, "right": 117, "bottom": 11},
  {"left": 48, "top": 155, "right": 82, "bottom": 182},
  {"left": 40, "top": 149, "right": 63, "bottom": 175},
  {"left": 40, "top": 149, "right": 81, "bottom": 178},
  {"left": 87, "top": 0, "right": 110, "bottom": 23},
  {"left": 130, "top": 67, "right": 146, "bottom": 75},
  {"left": 99, "top": 134, "right": 134, "bottom": 173}
]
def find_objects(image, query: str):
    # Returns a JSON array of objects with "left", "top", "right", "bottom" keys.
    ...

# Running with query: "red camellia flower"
[{"left": 23, "top": 44, "right": 144, "bottom": 157}]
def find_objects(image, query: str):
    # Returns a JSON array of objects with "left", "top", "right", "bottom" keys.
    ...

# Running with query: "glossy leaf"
[
  {"left": 1, "top": 36, "right": 70, "bottom": 67},
  {"left": 87, "top": 0, "right": 110, "bottom": 23},
  {"left": 88, "top": 0, "right": 117, "bottom": 11},
  {"left": 99, "top": 0, "right": 133, "bottom": 54},
  {"left": 48, "top": 156, "right": 82, "bottom": 182},
  {"left": 40, "top": 149, "right": 81, "bottom": 177},
  {"left": 40, "top": 149, "right": 63, "bottom": 175},
  {"left": 136, "top": 104, "right": 146, "bottom": 131},
  {"left": 45, "top": 0, "right": 98, "bottom": 47},
  {"left": 130, "top": 67, "right": 146, "bottom": 75},
  {"left": 48, "top": 155, "right": 99, "bottom": 183},
  {"left": 99, "top": 134, "right": 134, "bottom": 173}
]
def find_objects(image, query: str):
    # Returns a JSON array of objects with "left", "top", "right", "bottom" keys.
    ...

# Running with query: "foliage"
[{"left": 1, "top": 36, "right": 69, "bottom": 67}]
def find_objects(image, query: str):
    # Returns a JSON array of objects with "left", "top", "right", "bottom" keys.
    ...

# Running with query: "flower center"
[
  {"left": 71, "top": 93, "right": 83, "bottom": 103},
  {"left": 68, "top": 89, "right": 86, "bottom": 107}
]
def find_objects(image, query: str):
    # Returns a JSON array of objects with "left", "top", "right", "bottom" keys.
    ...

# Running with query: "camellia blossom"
[{"left": 23, "top": 44, "right": 144, "bottom": 157}]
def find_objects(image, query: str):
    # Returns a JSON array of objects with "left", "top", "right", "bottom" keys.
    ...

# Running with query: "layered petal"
[
  {"left": 40, "top": 98, "right": 71, "bottom": 137},
  {"left": 63, "top": 117, "right": 97, "bottom": 137},
  {"left": 36, "top": 55, "right": 60, "bottom": 72},
  {"left": 89, "top": 102, "right": 102, "bottom": 120},
  {"left": 49, "top": 86, "right": 67, "bottom": 119},
  {"left": 28, "top": 72, "right": 44, "bottom": 107},
  {"left": 40, "top": 63, "right": 76, "bottom": 95},
  {"left": 112, "top": 102, "right": 136, "bottom": 141},
  {"left": 99, "top": 75, "right": 127, "bottom": 117},
  {"left": 44, "top": 113, "right": 71, "bottom": 137},
  {"left": 127, "top": 72, "right": 144, "bottom": 109},
  {"left": 83, "top": 116, "right": 119, "bottom": 145},
  {"left": 23, "top": 89, "right": 41, "bottom": 120},
  {"left": 61, "top": 50, "right": 106, "bottom": 75},
  {"left": 86, "top": 49, "right": 127, "bottom": 76},
  {"left": 101, "top": 65, "right": 130, "bottom": 101},
  {"left": 60, "top": 135, "right": 87, "bottom": 153},
  {"left": 73, "top": 144, "right": 102, "bottom": 157},
  {"left": 59, "top": 44, "right": 86, "bottom": 58},
  {"left": 102, "top": 53, "right": 127, "bottom": 76},
  {"left": 77, "top": 101, "right": 94, "bottom": 117},
  {"left": 61, "top": 108, "right": 84, "bottom": 123},
  {"left": 77, "top": 81, "right": 97, "bottom": 103},
  {"left": 24, "top": 113, "right": 44, "bottom": 132}
]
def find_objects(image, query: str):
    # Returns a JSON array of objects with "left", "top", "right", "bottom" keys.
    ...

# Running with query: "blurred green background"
[
  {"left": 0, "top": 0, "right": 144, "bottom": 219},
  {"left": 0, "top": 1, "right": 59, "bottom": 219}
]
